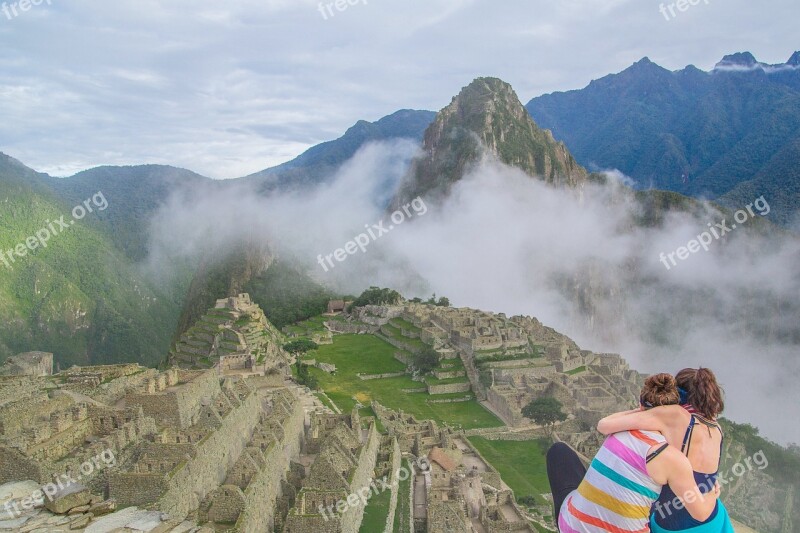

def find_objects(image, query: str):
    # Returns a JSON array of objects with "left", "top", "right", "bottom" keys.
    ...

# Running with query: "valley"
[{"left": 0, "top": 39, "right": 798, "bottom": 533}]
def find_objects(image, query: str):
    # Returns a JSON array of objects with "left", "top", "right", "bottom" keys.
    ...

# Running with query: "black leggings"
[{"left": 547, "top": 442, "right": 587, "bottom": 526}]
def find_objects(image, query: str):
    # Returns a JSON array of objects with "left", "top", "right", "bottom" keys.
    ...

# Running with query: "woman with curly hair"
[
  {"left": 547, "top": 373, "right": 723, "bottom": 532},
  {"left": 597, "top": 368, "right": 733, "bottom": 532}
]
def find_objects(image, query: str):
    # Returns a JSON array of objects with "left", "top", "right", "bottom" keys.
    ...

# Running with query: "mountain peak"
[
  {"left": 714, "top": 52, "right": 759, "bottom": 70},
  {"left": 788, "top": 51, "right": 800, "bottom": 67},
  {"left": 391, "top": 77, "right": 587, "bottom": 206},
  {"left": 619, "top": 56, "right": 670, "bottom": 78},
  {"left": 457, "top": 76, "right": 515, "bottom": 98},
  {"left": 442, "top": 77, "right": 529, "bottom": 127}
]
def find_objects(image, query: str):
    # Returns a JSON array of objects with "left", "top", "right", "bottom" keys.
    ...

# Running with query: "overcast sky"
[{"left": 0, "top": 0, "right": 797, "bottom": 179}]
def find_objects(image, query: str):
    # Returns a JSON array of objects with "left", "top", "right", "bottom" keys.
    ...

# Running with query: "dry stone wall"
[
  {"left": 428, "top": 382, "right": 472, "bottom": 395},
  {"left": 126, "top": 369, "right": 219, "bottom": 429},
  {"left": 340, "top": 422, "right": 381, "bottom": 533},
  {"left": 156, "top": 388, "right": 263, "bottom": 519},
  {"left": 233, "top": 391, "right": 305, "bottom": 532},
  {"left": 382, "top": 437, "right": 402, "bottom": 533}
]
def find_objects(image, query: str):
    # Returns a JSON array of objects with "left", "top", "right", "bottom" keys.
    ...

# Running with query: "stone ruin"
[
  {"left": 283, "top": 407, "right": 385, "bottom": 533},
  {"left": 170, "top": 293, "right": 291, "bottom": 377},
  {"left": 0, "top": 359, "right": 319, "bottom": 532},
  {"left": 370, "top": 401, "right": 535, "bottom": 532},
  {"left": 0, "top": 351, "right": 53, "bottom": 377},
  {"left": 365, "top": 303, "right": 646, "bottom": 435}
]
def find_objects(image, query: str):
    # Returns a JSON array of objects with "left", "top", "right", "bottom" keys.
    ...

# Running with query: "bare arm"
[
  {"left": 648, "top": 447, "right": 719, "bottom": 522},
  {"left": 597, "top": 408, "right": 666, "bottom": 436}
]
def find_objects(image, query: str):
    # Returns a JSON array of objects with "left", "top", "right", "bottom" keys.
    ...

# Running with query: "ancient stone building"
[
  {"left": 283, "top": 408, "right": 382, "bottom": 533},
  {"left": 170, "top": 293, "right": 289, "bottom": 375},
  {"left": 0, "top": 351, "right": 53, "bottom": 377}
]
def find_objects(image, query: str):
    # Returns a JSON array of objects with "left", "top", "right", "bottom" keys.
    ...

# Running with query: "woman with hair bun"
[
  {"left": 598, "top": 367, "right": 733, "bottom": 532},
  {"left": 548, "top": 374, "right": 721, "bottom": 532}
]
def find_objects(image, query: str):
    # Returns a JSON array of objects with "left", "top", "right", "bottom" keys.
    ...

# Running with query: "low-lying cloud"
[{"left": 148, "top": 140, "right": 800, "bottom": 445}]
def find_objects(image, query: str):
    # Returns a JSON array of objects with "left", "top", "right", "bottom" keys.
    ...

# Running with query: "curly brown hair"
[{"left": 640, "top": 373, "right": 681, "bottom": 408}]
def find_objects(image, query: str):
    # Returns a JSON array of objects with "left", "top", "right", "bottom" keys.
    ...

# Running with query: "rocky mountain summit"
[{"left": 392, "top": 77, "right": 588, "bottom": 207}]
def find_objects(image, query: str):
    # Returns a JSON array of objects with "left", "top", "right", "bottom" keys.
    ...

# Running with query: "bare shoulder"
[{"left": 652, "top": 405, "right": 691, "bottom": 426}]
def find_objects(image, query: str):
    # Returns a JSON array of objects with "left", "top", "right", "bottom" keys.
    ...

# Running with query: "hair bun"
[
  {"left": 650, "top": 373, "right": 676, "bottom": 390},
  {"left": 641, "top": 373, "right": 680, "bottom": 407}
]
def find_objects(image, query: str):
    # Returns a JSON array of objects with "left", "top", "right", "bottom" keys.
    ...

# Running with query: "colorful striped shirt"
[{"left": 559, "top": 430, "right": 667, "bottom": 533}]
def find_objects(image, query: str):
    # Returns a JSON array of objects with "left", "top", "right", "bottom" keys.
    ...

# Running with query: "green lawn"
[
  {"left": 305, "top": 334, "right": 502, "bottom": 429},
  {"left": 424, "top": 375, "right": 469, "bottom": 385},
  {"left": 359, "top": 406, "right": 386, "bottom": 433},
  {"left": 390, "top": 317, "right": 422, "bottom": 332},
  {"left": 381, "top": 323, "right": 426, "bottom": 349},
  {"left": 283, "top": 315, "right": 330, "bottom": 337},
  {"left": 392, "top": 460, "right": 412, "bottom": 532},
  {"left": 438, "top": 357, "right": 464, "bottom": 370},
  {"left": 566, "top": 366, "right": 587, "bottom": 375},
  {"left": 314, "top": 392, "right": 338, "bottom": 413},
  {"left": 358, "top": 481, "right": 392, "bottom": 532},
  {"left": 468, "top": 437, "right": 552, "bottom": 504}
]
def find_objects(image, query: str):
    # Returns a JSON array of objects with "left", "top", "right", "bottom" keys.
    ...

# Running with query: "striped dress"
[{"left": 559, "top": 430, "right": 667, "bottom": 533}]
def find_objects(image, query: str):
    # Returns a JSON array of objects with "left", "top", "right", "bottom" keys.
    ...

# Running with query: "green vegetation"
[
  {"left": 468, "top": 437, "right": 552, "bottom": 505},
  {"left": 303, "top": 334, "right": 502, "bottom": 429},
  {"left": 411, "top": 346, "right": 439, "bottom": 375},
  {"left": 283, "top": 339, "right": 318, "bottom": 354},
  {"left": 358, "top": 481, "right": 392, "bottom": 532},
  {"left": 522, "top": 397, "right": 568, "bottom": 431},
  {"left": 245, "top": 259, "right": 334, "bottom": 329},
  {"left": 410, "top": 294, "right": 451, "bottom": 307},
  {"left": 358, "top": 406, "right": 385, "bottom": 433},
  {"left": 283, "top": 315, "right": 329, "bottom": 339},
  {"left": 565, "top": 366, "right": 587, "bottom": 375},
  {"left": 0, "top": 155, "right": 180, "bottom": 367},
  {"left": 352, "top": 286, "right": 401, "bottom": 307},
  {"left": 424, "top": 375, "right": 468, "bottom": 386},
  {"left": 475, "top": 352, "right": 539, "bottom": 367},
  {"left": 722, "top": 419, "right": 800, "bottom": 489},
  {"left": 392, "top": 459, "right": 413, "bottom": 532},
  {"left": 314, "top": 392, "right": 338, "bottom": 413},
  {"left": 399, "top": 77, "right": 589, "bottom": 202},
  {"left": 295, "top": 360, "right": 318, "bottom": 390},
  {"left": 45, "top": 164, "right": 211, "bottom": 262},
  {"left": 381, "top": 323, "right": 426, "bottom": 350},
  {"left": 389, "top": 317, "right": 421, "bottom": 332}
]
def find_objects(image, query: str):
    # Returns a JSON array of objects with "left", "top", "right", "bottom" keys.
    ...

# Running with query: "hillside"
[
  {"left": 46, "top": 165, "right": 214, "bottom": 262},
  {"left": 174, "top": 242, "right": 334, "bottom": 346},
  {"left": 246, "top": 109, "right": 436, "bottom": 193},
  {"left": 0, "top": 154, "right": 180, "bottom": 367},
  {"left": 526, "top": 52, "right": 800, "bottom": 225}
]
